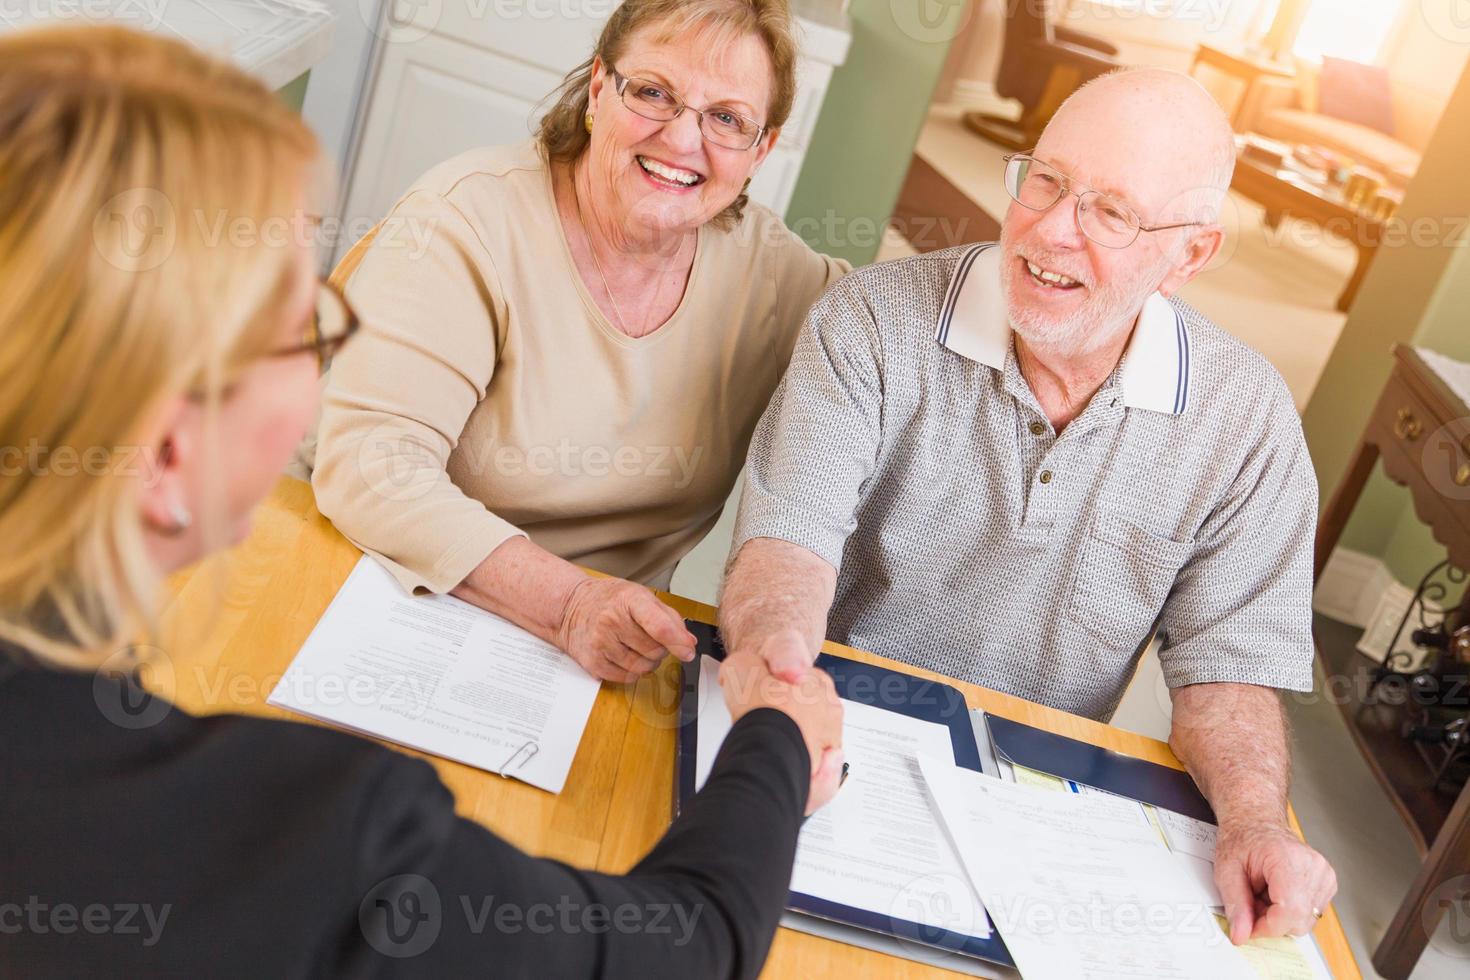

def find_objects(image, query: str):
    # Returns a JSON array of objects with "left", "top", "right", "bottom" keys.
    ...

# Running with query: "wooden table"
[
  {"left": 1315, "top": 344, "right": 1470, "bottom": 978},
  {"left": 1229, "top": 153, "right": 1388, "bottom": 313},
  {"left": 1189, "top": 43, "right": 1296, "bottom": 131},
  {"left": 158, "top": 478, "right": 1361, "bottom": 978}
]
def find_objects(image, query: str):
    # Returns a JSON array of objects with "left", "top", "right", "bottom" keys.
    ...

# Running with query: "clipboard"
[{"left": 674, "top": 622, "right": 1016, "bottom": 974}]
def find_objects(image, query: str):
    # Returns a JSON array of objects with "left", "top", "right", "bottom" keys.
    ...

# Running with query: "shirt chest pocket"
[{"left": 1068, "top": 515, "right": 1194, "bottom": 647}]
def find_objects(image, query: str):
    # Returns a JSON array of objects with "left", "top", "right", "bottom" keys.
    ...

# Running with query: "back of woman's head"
[{"left": 0, "top": 25, "right": 318, "bottom": 667}]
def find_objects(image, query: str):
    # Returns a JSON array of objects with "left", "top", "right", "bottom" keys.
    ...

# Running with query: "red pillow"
[{"left": 1317, "top": 56, "right": 1396, "bottom": 137}]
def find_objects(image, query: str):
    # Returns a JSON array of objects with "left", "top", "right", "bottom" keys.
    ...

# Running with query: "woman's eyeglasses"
[
  {"left": 266, "top": 278, "right": 360, "bottom": 373},
  {"left": 609, "top": 67, "right": 766, "bottom": 151},
  {"left": 1001, "top": 152, "right": 1204, "bottom": 249}
]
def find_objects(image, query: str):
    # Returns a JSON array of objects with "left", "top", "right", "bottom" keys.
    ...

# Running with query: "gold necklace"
[{"left": 570, "top": 167, "right": 679, "bottom": 338}]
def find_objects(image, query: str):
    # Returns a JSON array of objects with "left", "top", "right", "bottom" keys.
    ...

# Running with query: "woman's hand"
[
  {"left": 720, "top": 652, "right": 845, "bottom": 815},
  {"left": 554, "top": 576, "right": 697, "bottom": 683}
]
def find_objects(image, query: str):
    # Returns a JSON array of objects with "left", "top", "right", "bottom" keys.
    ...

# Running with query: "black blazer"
[{"left": 0, "top": 648, "right": 808, "bottom": 978}]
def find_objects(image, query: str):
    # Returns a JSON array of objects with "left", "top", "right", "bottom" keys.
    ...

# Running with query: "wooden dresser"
[{"left": 1315, "top": 344, "right": 1470, "bottom": 977}]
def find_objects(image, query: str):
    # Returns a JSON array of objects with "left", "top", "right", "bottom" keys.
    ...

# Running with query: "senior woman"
[
  {"left": 304, "top": 0, "right": 848, "bottom": 682},
  {"left": 0, "top": 24, "right": 842, "bottom": 978}
]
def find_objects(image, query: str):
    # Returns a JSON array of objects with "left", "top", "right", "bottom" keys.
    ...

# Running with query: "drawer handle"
[
  {"left": 1457, "top": 462, "right": 1470, "bottom": 488},
  {"left": 1395, "top": 407, "right": 1423, "bottom": 442}
]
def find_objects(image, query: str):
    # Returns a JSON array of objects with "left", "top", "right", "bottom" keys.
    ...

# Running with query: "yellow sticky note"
[
  {"left": 1212, "top": 915, "right": 1313, "bottom": 980},
  {"left": 1011, "top": 764, "right": 1069, "bottom": 792}
]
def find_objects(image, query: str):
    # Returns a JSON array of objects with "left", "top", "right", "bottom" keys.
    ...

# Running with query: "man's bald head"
[
  {"left": 997, "top": 67, "right": 1234, "bottom": 360},
  {"left": 1037, "top": 67, "right": 1236, "bottom": 223}
]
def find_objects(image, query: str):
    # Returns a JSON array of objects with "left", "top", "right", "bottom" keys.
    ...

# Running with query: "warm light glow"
[{"left": 1292, "top": 0, "right": 1404, "bottom": 63}]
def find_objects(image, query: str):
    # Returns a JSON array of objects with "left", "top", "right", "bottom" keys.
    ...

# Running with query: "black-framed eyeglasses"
[
  {"left": 266, "top": 278, "right": 360, "bottom": 373},
  {"left": 1001, "top": 152, "right": 1204, "bottom": 249},
  {"left": 609, "top": 66, "right": 767, "bottom": 151}
]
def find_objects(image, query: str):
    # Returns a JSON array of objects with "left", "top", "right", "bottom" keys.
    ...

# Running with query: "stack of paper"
[
  {"left": 269, "top": 556, "right": 601, "bottom": 793},
  {"left": 918, "top": 754, "right": 1331, "bottom": 980}
]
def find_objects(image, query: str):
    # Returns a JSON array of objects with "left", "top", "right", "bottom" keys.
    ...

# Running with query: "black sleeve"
[{"left": 345, "top": 708, "right": 809, "bottom": 979}]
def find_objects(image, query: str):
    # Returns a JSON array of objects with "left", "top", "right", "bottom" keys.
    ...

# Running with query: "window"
[{"left": 1292, "top": 0, "right": 1405, "bottom": 63}]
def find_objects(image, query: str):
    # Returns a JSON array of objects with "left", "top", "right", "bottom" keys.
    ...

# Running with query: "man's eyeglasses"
[
  {"left": 1001, "top": 153, "right": 1204, "bottom": 249},
  {"left": 265, "top": 278, "right": 360, "bottom": 373},
  {"left": 609, "top": 67, "right": 767, "bottom": 151}
]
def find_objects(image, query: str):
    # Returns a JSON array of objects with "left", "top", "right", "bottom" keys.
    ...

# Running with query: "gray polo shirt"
[{"left": 732, "top": 243, "right": 1317, "bottom": 721}]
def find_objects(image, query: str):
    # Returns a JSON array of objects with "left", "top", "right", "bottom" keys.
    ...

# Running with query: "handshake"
[
  {"left": 719, "top": 636, "right": 846, "bottom": 816},
  {"left": 549, "top": 574, "right": 843, "bottom": 814}
]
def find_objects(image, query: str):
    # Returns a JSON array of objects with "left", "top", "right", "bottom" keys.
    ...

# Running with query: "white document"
[
  {"left": 1157, "top": 807, "right": 1218, "bottom": 863},
  {"left": 919, "top": 753, "right": 1257, "bottom": 980},
  {"left": 269, "top": 556, "right": 601, "bottom": 793},
  {"left": 694, "top": 656, "right": 991, "bottom": 943}
]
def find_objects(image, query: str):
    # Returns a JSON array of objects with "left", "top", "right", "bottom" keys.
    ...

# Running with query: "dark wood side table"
[
  {"left": 1230, "top": 153, "right": 1391, "bottom": 313},
  {"left": 1315, "top": 344, "right": 1470, "bottom": 977},
  {"left": 1189, "top": 42, "right": 1296, "bottom": 131}
]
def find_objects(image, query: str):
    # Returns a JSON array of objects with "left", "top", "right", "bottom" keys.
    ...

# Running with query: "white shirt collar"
[{"left": 934, "top": 243, "right": 1192, "bottom": 416}]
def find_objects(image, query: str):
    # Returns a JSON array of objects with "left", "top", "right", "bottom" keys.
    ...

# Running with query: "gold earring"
[{"left": 584, "top": 112, "right": 594, "bottom": 133}]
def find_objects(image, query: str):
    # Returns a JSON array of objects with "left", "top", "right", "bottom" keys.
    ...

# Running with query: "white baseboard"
[{"left": 1313, "top": 547, "right": 1398, "bottom": 628}]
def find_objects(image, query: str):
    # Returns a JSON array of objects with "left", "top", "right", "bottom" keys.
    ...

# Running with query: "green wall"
[
  {"left": 1301, "top": 59, "right": 1470, "bottom": 584},
  {"left": 785, "top": 0, "right": 967, "bottom": 266},
  {"left": 277, "top": 71, "right": 310, "bottom": 113}
]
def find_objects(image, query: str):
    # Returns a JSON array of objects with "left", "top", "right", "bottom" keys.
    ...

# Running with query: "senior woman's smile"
[{"left": 586, "top": 26, "right": 777, "bottom": 238}]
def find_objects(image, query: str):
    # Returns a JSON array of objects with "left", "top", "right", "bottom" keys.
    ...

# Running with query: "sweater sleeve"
[
  {"left": 310, "top": 190, "right": 525, "bottom": 595},
  {"left": 346, "top": 708, "right": 809, "bottom": 979}
]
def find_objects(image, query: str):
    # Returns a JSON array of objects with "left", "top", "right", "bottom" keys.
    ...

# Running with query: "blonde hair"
[
  {"left": 537, "top": 0, "right": 797, "bottom": 229},
  {"left": 0, "top": 25, "right": 318, "bottom": 668}
]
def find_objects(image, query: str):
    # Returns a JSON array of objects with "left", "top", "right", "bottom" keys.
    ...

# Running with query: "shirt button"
[
  {"left": 1039, "top": 470, "right": 1053, "bottom": 484},
  {"left": 1029, "top": 421, "right": 1046, "bottom": 436}
]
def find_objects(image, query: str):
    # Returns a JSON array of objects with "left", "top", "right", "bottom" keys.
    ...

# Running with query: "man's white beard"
[{"left": 999, "top": 229, "right": 1171, "bottom": 358}]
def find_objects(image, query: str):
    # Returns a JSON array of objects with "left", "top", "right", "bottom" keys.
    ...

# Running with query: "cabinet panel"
[
  {"left": 746, "top": 145, "right": 803, "bottom": 217},
  {"left": 340, "top": 29, "right": 562, "bottom": 257}
]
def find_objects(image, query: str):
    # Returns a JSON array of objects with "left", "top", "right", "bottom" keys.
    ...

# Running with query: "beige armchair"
[{"left": 1240, "top": 68, "right": 1444, "bottom": 188}]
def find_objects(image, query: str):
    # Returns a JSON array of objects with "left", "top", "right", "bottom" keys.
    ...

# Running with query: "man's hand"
[
  {"left": 746, "top": 628, "right": 814, "bottom": 683},
  {"left": 1214, "top": 820, "right": 1337, "bottom": 943},
  {"left": 554, "top": 576, "right": 696, "bottom": 683},
  {"left": 720, "top": 651, "right": 845, "bottom": 815},
  {"left": 718, "top": 537, "right": 835, "bottom": 684}
]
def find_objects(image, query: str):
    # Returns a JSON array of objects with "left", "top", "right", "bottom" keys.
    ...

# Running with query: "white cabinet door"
[
  {"left": 339, "top": 28, "right": 565, "bottom": 253},
  {"left": 747, "top": 144, "right": 804, "bottom": 217}
]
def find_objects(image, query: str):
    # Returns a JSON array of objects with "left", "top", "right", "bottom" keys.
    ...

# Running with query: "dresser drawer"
[{"left": 1368, "top": 360, "right": 1470, "bottom": 551}]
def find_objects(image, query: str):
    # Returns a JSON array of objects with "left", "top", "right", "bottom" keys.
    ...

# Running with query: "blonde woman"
[
  {"left": 0, "top": 26, "right": 841, "bottom": 977},
  {"left": 304, "top": 0, "right": 849, "bottom": 683}
]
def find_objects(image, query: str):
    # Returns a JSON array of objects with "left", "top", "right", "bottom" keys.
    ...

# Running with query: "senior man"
[{"left": 719, "top": 68, "right": 1337, "bottom": 943}]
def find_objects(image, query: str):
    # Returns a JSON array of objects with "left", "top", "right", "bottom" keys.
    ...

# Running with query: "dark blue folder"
[
  {"left": 674, "top": 621, "right": 1014, "bottom": 969},
  {"left": 983, "top": 714, "right": 1216, "bottom": 824}
]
